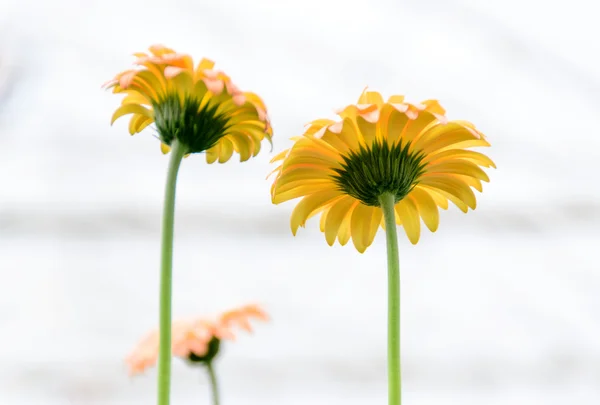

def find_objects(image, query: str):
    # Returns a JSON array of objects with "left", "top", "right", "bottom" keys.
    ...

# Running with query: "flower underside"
[
  {"left": 269, "top": 89, "right": 496, "bottom": 251},
  {"left": 332, "top": 140, "right": 426, "bottom": 207},
  {"left": 153, "top": 93, "right": 231, "bottom": 154},
  {"left": 104, "top": 45, "right": 272, "bottom": 163}
]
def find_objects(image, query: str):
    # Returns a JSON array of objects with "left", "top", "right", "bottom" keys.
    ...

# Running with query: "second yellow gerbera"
[{"left": 270, "top": 89, "right": 495, "bottom": 252}]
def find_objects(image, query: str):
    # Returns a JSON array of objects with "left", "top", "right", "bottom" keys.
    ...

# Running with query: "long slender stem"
[
  {"left": 379, "top": 192, "right": 401, "bottom": 405},
  {"left": 206, "top": 363, "right": 220, "bottom": 405},
  {"left": 157, "top": 140, "right": 187, "bottom": 405}
]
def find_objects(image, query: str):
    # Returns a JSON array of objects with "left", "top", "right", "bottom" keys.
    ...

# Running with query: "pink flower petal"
[
  {"left": 203, "top": 78, "right": 224, "bottom": 94},
  {"left": 360, "top": 109, "right": 380, "bottom": 123},
  {"left": 119, "top": 71, "right": 137, "bottom": 89},
  {"left": 390, "top": 103, "right": 408, "bottom": 113},
  {"left": 202, "top": 69, "right": 220, "bottom": 80},
  {"left": 433, "top": 113, "right": 448, "bottom": 124},
  {"left": 406, "top": 109, "right": 418, "bottom": 120},
  {"left": 164, "top": 66, "right": 185, "bottom": 79},
  {"left": 313, "top": 126, "right": 327, "bottom": 139},
  {"left": 226, "top": 81, "right": 240, "bottom": 95},
  {"left": 328, "top": 121, "right": 344, "bottom": 134},
  {"left": 255, "top": 107, "right": 267, "bottom": 122},
  {"left": 233, "top": 93, "right": 246, "bottom": 106}
]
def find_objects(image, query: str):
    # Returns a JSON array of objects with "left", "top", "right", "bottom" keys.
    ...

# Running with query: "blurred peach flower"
[{"left": 126, "top": 304, "right": 269, "bottom": 375}]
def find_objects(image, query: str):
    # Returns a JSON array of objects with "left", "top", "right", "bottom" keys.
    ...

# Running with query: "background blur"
[{"left": 1, "top": 0, "right": 599, "bottom": 404}]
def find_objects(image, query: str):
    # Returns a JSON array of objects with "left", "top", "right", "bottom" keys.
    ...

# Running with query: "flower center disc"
[
  {"left": 153, "top": 93, "right": 231, "bottom": 153},
  {"left": 332, "top": 141, "right": 426, "bottom": 207}
]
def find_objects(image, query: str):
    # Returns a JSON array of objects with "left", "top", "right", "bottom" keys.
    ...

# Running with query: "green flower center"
[
  {"left": 332, "top": 140, "right": 426, "bottom": 207},
  {"left": 187, "top": 336, "right": 221, "bottom": 365},
  {"left": 153, "top": 93, "right": 231, "bottom": 154}
]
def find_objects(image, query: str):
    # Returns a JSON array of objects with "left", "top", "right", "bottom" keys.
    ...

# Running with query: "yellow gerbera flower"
[
  {"left": 103, "top": 44, "right": 272, "bottom": 162},
  {"left": 270, "top": 89, "right": 495, "bottom": 253}
]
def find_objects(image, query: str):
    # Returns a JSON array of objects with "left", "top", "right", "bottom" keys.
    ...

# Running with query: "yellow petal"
[
  {"left": 111, "top": 104, "right": 152, "bottom": 125},
  {"left": 228, "top": 133, "right": 252, "bottom": 162},
  {"left": 452, "top": 120, "right": 484, "bottom": 137},
  {"left": 135, "top": 116, "right": 154, "bottom": 133},
  {"left": 386, "top": 109, "right": 409, "bottom": 145},
  {"left": 319, "top": 207, "right": 329, "bottom": 232},
  {"left": 420, "top": 99, "right": 446, "bottom": 115},
  {"left": 128, "top": 115, "right": 145, "bottom": 135},
  {"left": 358, "top": 90, "right": 384, "bottom": 106},
  {"left": 149, "top": 44, "right": 175, "bottom": 56},
  {"left": 338, "top": 201, "right": 359, "bottom": 246},
  {"left": 308, "top": 196, "right": 342, "bottom": 224},
  {"left": 131, "top": 70, "right": 163, "bottom": 100},
  {"left": 122, "top": 92, "right": 150, "bottom": 106},
  {"left": 250, "top": 135, "right": 262, "bottom": 157},
  {"left": 194, "top": 58, "right": 215, "bottom": 82},
  {"left": 305, "top": 119, "right": 335, "bottom": 137},
  {"left": 285, "top": 146, "right": 342, "bottom": 165},
  {"left": 138, "top": 63, "right": 167, "bottom": 92},
  {"left": 356, "top": 115, "right": 377, "bottom": 145},
  {"left": 436, "top": 188, "right": 468, "bottom": 212},
  {"left": 402, "top": 111, "right": 438, "bottom": 145},
  {"left": 425, "top": 161, "right": 490, "bottom": 182},
  {"left": 362, "top": 205, "right": 382, "bottom": 249},
  {"left": 409, "top": 189, "right": 439, "bottom": 232},
  {"left": 218, "top": 137, "right": 234, "bottom": 163},
  {"left": 308, "top": 118, "right": 336, "bottom": 128},
  {"left": 274, "top": 177, "right": 329, "bottom": 194},
  {"left": 270, "top": 149, "right": 290, "bottom": 164},
  {"left": 336, "top": 118, "right": 361, "bottom": 150},
  {"left": 278, "top": 166, "right": 334, "bottom": 184},
  {"left": 419, "top": 175, "right": 477, "bottom": 210},
  {"left": 324, "top": 197, "right": 356, "bottom": 246},
  {"left": 320, "top": 130, "right": 351, "bottom": 154},
  {"left": 282, "top": 153, "right": 339, "bottom": 169},
  {"left": 377, "top": 105, "right": 392, "bottom": 141},
  {"left": 198, "top": 58, "right": 215, "bottom": 70},
  {"left": 272, "top": 181, "right": 332, "bottom": 204},
  {"left": 350, "top": 203, "right": 374, "bottom": 253},
  {"left": 395, "top": 197, "right": 421, "bottom": 244},
  {"left": 388, "top": 95, "right": 405, "bottom": 104},
  {"left": 304, "top": 133, "right": 345, "bottom": 156},
  {"left": 206, "top": 144, "right": 220, "bottom": 164},
  {"left": 416, "top": 186, "right": 448, "bottom": 210},
  {"left": 169, "top": 70, "right": 194, "bottom": 94},
  {"left": 435, "top": 139, "right": 491, "bottom": 154},
  {"left": 290, "top": 190, "right": 343, "bottom": 234},
  {"left": 160, "top": 143, "right": 170, "bottom": 154},
  {"left": 453, "top": 174, "right": 483, "bottom": 192},
  {"left": 419, "top": 185, "right": 469, "bottom": 213},
  {"left": 425, "top": 149, "right": 496, "bottom": 168},
  {"left": 411, "top": 122, "right": 478, "bottom": 154},
  {"left": 194, "top": 80, "right": 211, "bottom": 104}
]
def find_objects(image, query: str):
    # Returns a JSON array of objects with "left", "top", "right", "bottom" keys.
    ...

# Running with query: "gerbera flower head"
[
  {"left": 269, "top": 89, "right": 495, "bottom": 252},
  {"left": 104, "top": 45, "right": 272, "bottom": 163},
  {"left": 126, "top": 304, "right": 269, "bottom": 375}
]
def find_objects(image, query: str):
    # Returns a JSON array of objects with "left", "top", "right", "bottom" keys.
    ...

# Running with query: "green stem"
[
  {"left": 206, "top": 362, "right": 220, "bottom": 405},
  {"left": 379, "top": 192, "right": 401, "bottom": 405},
  {"left": 157, "top": 140, "right": 187, "bottom": 405}
]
